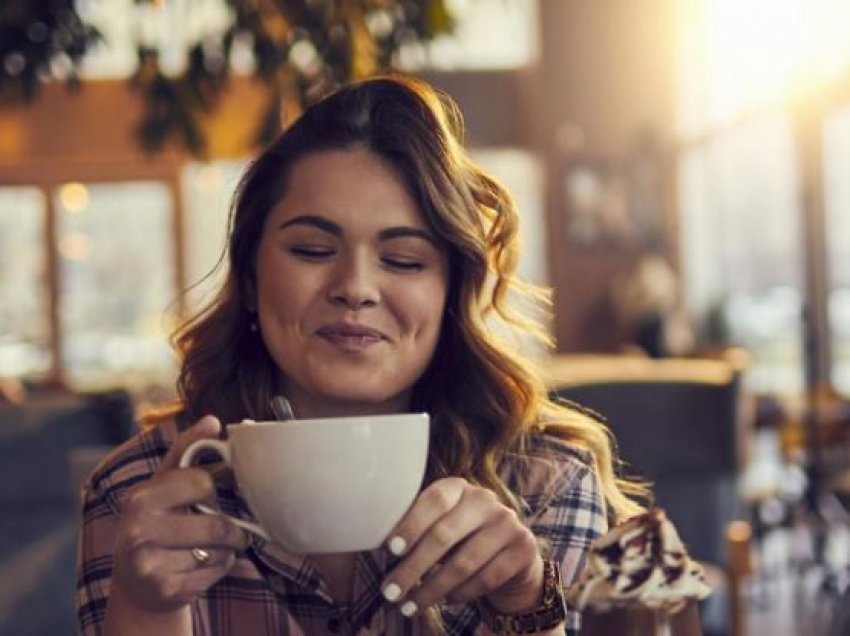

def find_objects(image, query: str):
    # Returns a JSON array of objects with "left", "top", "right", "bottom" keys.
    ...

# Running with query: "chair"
[
  {"left": 545, "top": 354, "right": 749, "bottom": 635},
  {"left": 0, "top": 388, "right": 135, "bottom": 634}
]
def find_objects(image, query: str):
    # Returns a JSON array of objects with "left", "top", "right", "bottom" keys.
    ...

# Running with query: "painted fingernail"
[
  {"left": 382, "top": 582, "right": 402, "bottom": 602},
  {"left": 401, "top": 600, "right": 418, "bottom": 617},
  {"left": 388, "top": 535, "right": 407, "bottom": 556}
]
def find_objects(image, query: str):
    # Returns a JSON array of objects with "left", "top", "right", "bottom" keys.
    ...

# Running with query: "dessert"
[{"left": 567, "top": 508, "right": 711, "bottom": 634}]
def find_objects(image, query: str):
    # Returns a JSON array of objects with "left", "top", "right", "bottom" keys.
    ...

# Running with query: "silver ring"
[{"left": 191, "top": 547, "right": 211, "bottom": 565}]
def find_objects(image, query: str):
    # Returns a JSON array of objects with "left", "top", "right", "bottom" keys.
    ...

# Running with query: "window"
[
  {"left": 0, "top": 187, "right": 50, "bottom": 378},
  {"left": 676, "top": 0, "right": 850, "bottom": 396},
  {"left": 824, "top": 106, "right": 850, "bottom": 394},
  {"left": 679, "top": 116, "right": 804, "bottom": 393},
  {"left": 56, "top": 181, "right": 177, "bottom": 388},
  {"left": 0, "top": 172, "right": 241, "bottom": 389}
]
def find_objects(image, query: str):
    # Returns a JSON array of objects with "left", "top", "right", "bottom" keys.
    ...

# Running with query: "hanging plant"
[
  {"left": 0, "top": 0, "right": 101, "bottom": 103},
  {"left": 0, "top": 0, "right": 456, "bottom": 155}
]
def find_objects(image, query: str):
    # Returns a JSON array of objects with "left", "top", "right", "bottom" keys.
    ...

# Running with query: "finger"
[
  {"left": 173, "top": 546, "right": 239, "bottom": 574},
  {"left": 403, "top": 525, "right": 506, "bottom": 611},
  {"left": 132, "top": 544, "right": 237, "bottom": 577},
  {"left": 385, "top": 477, "right": 466, "bottom": 558},
  {"left": 447, "top": 550, "right": 544, "bottom": 614},
  {"left": 180, "top": 555, "right": 237, "bottom": 593},
  {"left": 401, "top": 510, "right": 528, "bottom": 613},
  {"left": 125, "top": 510, "right": 250, "bottom": 553},
  {"left": 383, "top": 484, "right": 504, "bottom": 605},
  {"left": 160, "top": 415, "right": 222, "bottom": 472},
  {"left": 146, "top": 554, "right": 237, "bottom": 608},
  {"left": 123, "top": 466, "right": 218, "bottom": 514},
  {"left": 441, "top": 548, "right": 533, "bottom": 606}
]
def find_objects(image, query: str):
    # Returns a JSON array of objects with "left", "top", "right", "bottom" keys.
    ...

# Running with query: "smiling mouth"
[{"left": 316, "top": 325, "right": 385, "bottom": 349}]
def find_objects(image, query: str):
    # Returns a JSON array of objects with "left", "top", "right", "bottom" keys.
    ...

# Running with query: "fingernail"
[
  {"left": 202, "top": 415, "right": 222, "bottom": 430},
  {"left": 401, "top": 600, "right": 418, "bottom": 617},
  {"left": 388, "top": 535, "right": 407, "bottom": 556},
  {"left": 382, "top": 582, "right": 402, "bottom": 602}
]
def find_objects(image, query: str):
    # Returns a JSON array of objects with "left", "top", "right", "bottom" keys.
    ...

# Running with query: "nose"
[{"left": 327, "top": 252, "right": 380, "bottom": 309}]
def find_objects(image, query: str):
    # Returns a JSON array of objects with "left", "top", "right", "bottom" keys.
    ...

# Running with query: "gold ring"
[{"left": 191, "top": 547, "right": 211, "bottom": 565}]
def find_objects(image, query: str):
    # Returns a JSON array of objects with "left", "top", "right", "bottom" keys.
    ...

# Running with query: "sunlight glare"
[
  {"left": 705, "top": 0, "right": 804, "bottom": 121},
  {"left": 678, "top": 0, "right": 850, "bottom": 134}
]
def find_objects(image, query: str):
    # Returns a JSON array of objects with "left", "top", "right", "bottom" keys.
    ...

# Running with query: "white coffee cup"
[{"left": 179, "top": 412, "right": 429, "bottom": 554}]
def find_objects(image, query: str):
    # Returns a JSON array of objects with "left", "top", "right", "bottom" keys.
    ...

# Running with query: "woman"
[{"left": 76, "top": 75, "right": 644, "bottom": 635}]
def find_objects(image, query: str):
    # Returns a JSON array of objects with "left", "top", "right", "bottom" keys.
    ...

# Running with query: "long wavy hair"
[{"left": 168, "top": 74, "right": 644, "bottom": 523}]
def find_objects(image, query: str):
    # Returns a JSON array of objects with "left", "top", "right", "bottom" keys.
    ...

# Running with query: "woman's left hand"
[{"left": 381, "top": 477, "right": 544, "bottom": 617}]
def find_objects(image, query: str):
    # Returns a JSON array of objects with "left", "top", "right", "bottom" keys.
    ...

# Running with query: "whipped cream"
[{"left": 567, "top": 508, "right": 712, "bottom": 612}]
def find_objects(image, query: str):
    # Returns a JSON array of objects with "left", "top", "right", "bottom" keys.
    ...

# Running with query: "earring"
[{"left": 249, "top": 313, "right": 258, "bottom": 332}]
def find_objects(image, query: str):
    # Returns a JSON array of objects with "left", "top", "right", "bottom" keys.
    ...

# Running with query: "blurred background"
[{"left": 1, "top": 1, "right": 849, "bottom": 634}]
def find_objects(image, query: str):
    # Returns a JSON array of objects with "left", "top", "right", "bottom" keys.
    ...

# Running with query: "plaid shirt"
[{"left": 76, "top": 419, "right": 606, "bottom": 635}]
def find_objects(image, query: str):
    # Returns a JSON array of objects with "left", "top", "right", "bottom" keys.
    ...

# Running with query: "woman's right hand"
[{"left": 106, "top": 415, "right": 248, "bottom": 626}]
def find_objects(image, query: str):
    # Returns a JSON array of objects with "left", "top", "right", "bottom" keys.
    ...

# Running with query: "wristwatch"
[{"left": 478, "top": 560, "right": 567, "bottom": 634}]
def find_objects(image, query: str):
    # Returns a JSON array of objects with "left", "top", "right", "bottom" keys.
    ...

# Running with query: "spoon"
[{"left": 270, "top": 395, "right": 296, "bottom": 421}]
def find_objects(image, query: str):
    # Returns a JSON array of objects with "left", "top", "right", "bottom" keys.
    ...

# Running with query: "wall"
[
  {"left": 533, "top": 0, "right": 679, "bottom": 351},
  {"left": 0, "top": 77, "right": 269, "bottom": 165}
]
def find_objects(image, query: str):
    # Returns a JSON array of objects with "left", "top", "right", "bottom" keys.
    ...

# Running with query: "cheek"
[
  {"left": 257, "top": 276, "right": 286, "bottom": 320},
  {"left": 255, "top": 251, "right": 313, "bottom": 320},
  {"left": 256, "top": 273, "right": 306, "bottom": 364},
  {"left": 402, "top": 282, "right": 447, "bottom": 338}
]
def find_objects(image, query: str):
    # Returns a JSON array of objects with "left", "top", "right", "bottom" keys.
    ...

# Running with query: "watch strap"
[{"left": 478, "top": 560, "right": 567, "bottom": 634}]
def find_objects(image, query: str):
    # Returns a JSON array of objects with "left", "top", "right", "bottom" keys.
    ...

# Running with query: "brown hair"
[{"left": 168, "top": 75, "right": 644, "bottom": 522}]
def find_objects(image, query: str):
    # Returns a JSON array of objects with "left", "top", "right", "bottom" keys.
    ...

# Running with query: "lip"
[{"left": 315, "top": 322, "right": 387, "bottom": 347}]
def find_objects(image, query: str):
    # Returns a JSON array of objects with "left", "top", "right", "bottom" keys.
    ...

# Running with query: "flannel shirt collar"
[{"left": 216, "top": 479, "right": 396, "bottom": 631}]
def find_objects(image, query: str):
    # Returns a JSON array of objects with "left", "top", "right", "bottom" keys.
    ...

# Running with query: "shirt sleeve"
[
  {"left": 528, "top": 452, "right": 608, "bottom": 636},
  {"left": 75, "top": 476, "right": 120, "bottom": 636},
  {"left": 75, "top": 422, "right": 178, "bottom": 635}
]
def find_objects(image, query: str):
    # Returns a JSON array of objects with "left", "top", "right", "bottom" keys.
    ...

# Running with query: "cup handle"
[{"left": 179, "top": 438, "right": 271, "bottom": 542}]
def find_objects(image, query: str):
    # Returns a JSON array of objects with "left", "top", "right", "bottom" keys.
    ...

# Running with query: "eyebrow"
[
  {"left": 278, "top": 215, "right": 439, "bottom": 246},
  {"left": 278, "top": 215, "right": 341, "bottom": 235}
]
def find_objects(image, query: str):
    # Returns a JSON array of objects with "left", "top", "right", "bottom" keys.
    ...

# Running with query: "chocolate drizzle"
[{"left": 566, "top": 507, "right": 712, "bottom": 612}]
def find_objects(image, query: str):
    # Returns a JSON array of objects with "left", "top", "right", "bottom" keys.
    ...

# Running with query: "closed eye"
[
  {"left": 289, "top": 246, "right": 335, "bottom": 260},
  {"left": 382, "top": 258, "right": 425, "bottom": 272}
]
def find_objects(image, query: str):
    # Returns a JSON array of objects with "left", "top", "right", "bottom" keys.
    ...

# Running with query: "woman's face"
[{"left": 254, "top": 148, "right": 449, "bottom": 417}]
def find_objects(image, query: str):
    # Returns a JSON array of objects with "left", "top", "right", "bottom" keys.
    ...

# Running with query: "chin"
[
  {"left": 323, "top": 389, "right": 400, "bottom": 407},
  {"left": 314, "top": 380, "right": 409, "bottom": 411}
]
